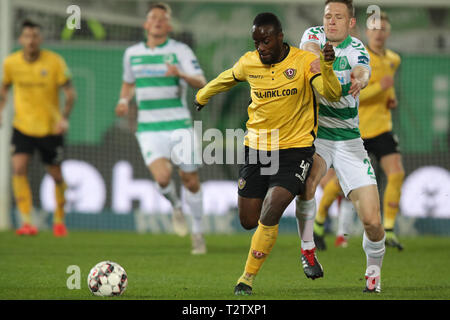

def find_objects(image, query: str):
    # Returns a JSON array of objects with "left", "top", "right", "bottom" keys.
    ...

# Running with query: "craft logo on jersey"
[
  {"left": 308, "top": 34, "right": 319, "bottom": 41},
  {"left": 41, "top": 69, "right": 48, "bottom": 77},
  {"left": 238, "top": 177, "right": 246, "bottom": 190},
  {"left": 283, "top": 68, "right": 297, "bottom": 80}
]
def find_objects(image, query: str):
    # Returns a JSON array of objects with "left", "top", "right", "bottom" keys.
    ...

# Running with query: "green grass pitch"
[{"left": 1, "top": 231, "right": 449, "bottom": 300}]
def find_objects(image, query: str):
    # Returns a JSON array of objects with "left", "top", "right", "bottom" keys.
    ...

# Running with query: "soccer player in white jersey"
[
  {"left": 115, "top": 2, "right": 207, "bottom": 254},
  {"left": 296, "top": 0, "right": 386, "bottom": 292}
]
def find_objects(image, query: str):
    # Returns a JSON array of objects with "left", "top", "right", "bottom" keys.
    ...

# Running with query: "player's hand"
[
  {"left": 310, "top": 58, "right": 320, "bottom": 73},
  {"left": 55, "top": 118, "right": 69, "bottom": 135},
  {"left": 387, "top": 97, "right": 398, "bottom": 109},
  {"left": 322, "top": 42, "right": 335, "bottom": 62},
  {"left": 348, "top": 72, "right": 365, "bottom": 98},
  {"left": 115, "top": 102, "right": 129, "bottom": 117},
  {"left": 194, "top": 98, "right": 205, "bottom": 111},
  {"left": 165, "top": 63, "right": 181, "bottom": 77},
  {"left": 380, "top": 75, "right": 394, "bottom": 90}
]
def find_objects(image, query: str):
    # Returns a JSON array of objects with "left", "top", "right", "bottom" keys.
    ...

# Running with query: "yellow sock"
[
  {"left": 12, "top": 175, "right": 33, "bottom": 224},
  {"left": 383, "top": 172, "right": 405, "bottom": 230},
  {"left": 54, "top": 181, "right": 67, "bottom": 224},
  {"left": 238, "top": 221, "right": 279, "bottom": 286},
  {"left": 316, "top": 177, "right": 342, "bottom": 224}
]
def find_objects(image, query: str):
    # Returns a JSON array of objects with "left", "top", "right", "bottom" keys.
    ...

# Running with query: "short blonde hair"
[{"left": 148, "top": 2, "right": 172, "bottom": 16}]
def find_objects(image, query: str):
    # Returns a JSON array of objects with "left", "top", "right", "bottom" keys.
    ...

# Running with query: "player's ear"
[{"left": 349, "top": 17, "right": 356, "bottom": 29}]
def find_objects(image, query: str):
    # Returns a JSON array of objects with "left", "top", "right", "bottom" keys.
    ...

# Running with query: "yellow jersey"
[
  {"left": 197, "top": 46, "right": 321, "bottom": 151},
  {"left": 358, "top": 48, "right": 401, "bottom": 139},
  {"left": 2, "top": 49, "right": 71, "bottom": 137}
]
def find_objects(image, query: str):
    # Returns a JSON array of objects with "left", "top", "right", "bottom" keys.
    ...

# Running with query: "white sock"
[
  {"left": 362, "top": 231, "right": 386, "bottom": 274},
  {"left": 184, "top": 187, "right": 204, "bottom": 234},
  {"left": 337, "top": 198, "right": 355, "bottom": 237},
  {"left": 157, "top": 180, "right": 181, "bottom": 209},
  {"left": 295, "top": 197, "right": 316, "bottom": 250}
]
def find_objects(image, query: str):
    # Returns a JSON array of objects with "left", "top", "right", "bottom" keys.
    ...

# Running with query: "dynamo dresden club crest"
[{"left": 283, "top": 68, "right": 297, "bottom": 79}]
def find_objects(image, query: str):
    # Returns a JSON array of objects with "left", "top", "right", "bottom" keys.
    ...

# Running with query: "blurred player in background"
[
  {"left": 0, "top": 20, "right": 76, "bottom": 237},
  {"left": 297, "top": 0, "right": 386, "bottom": 293},
  {"left": 313, "top": 11, "right": 404, "bottom": 251},
  {"left": 115, "top": 2, "right": 208, "bottom": 254},
  {"left": 195, "top": 12, "right": 342, "bottom": 295}
]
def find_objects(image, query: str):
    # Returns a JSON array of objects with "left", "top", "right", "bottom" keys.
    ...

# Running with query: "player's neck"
[
  {"left": 146, "top": 34, "right": 168, "bottom": 49},
  {"left": 368, "top": 43, "right": 385, "bottom": 56},
  {"left": 23, "top": 50, "right": 40, "bottom": 62}
]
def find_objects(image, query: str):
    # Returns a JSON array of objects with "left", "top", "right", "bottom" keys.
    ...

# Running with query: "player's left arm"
[
  {"left": 310, "top": 42, "right": 342, "bottom": 102},
  {"left": 348, "top": 65, "right": 370, "bottom": 98},
  {"left": 166, "top": 45, "right": 206, "bottom": 89},
  {"left": 56, "top": 80, "right": 77, "bottom": 135}
]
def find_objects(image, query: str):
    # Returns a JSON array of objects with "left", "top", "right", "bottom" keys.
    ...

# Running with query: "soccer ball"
[{"left": 87, "top": 261, "right": 128, "bottom": 296}]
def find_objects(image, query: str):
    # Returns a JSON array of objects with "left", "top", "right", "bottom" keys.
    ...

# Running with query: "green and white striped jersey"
[
  {"left": 123, "top": 38, "right": 204, "bottom": 132},
  {"left": 299, "top": 26, "right": 371, "bottom": 141}
]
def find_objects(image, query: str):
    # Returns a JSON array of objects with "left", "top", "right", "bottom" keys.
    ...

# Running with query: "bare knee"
[
  {"left": 239, "top": 215, "right": 259, "bottom": 230},
  {"left": 179, "top": 171, "right": 200, "bottom": 193}
]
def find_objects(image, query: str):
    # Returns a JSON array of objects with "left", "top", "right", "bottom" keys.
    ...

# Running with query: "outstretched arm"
[{"left": 195, "top": 68, "right": 240, "bottom": 111}]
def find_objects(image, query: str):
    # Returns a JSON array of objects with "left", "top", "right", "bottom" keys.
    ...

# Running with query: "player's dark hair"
[
  {"left": 148, "top": 2, "right": 172, "bottom": 16},
  {"left": 325, "top": 0, "right": 355, "bottom": 18},
  {"left": 21, "top": 19, "right": 41, "bottom": 30},
  {"left": 380, "top": 11, "right": 390, "bottom": 23},
  {"left": 253, "top": 12, "right": 282, "bottom": 33}
]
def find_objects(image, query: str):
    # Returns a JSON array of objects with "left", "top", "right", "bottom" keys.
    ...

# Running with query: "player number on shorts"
[{"left": 363, "top": 158, "right": 375, "bottom": 177}]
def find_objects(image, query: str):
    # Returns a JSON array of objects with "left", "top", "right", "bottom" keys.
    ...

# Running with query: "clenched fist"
[{"left": 322, "top": 42, "right": 335, "bottom": 62}]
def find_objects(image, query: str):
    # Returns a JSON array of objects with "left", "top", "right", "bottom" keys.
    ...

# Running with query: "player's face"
[
  {"left": 19, "top": 27, "right": 42, "bottom": 55},
  {"left": 252, "top": 25, "right": 283, "bottom": 65},
  {"left": 366, "top": 20, "right": 391, "bottom": 48},
  {"left": 323, "top": 2, "right": 355, "bottom": 42},
  {"left": 144, "top": 8, "right": 172, "bottom": 38}
]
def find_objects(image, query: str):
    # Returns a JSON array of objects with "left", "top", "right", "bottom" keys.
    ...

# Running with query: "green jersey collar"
[
  {"left": 143, "top": 37, "right": 170, "bottom": 49},
  {"left": 325, "top": 35, "right": 352, "bottom": 49}
]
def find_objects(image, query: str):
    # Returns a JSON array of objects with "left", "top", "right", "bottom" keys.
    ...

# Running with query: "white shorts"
[
  {"left": 136, "top": 127, "right": 202, "bottom": 173},
  {"left": 314, "top": 137, "right": 377, "bottom": 197}
]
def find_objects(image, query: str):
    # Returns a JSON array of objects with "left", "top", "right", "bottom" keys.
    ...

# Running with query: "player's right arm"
[
  {"left": 115, "top": 82, "right": 135, "bottom": 117},
  {"left": 195, "top": 55, "right": 247, "bottom": 111},
  {"left": 116, "top": 48, "right": 136, "bottom": 117},
  {"left": 0, "top": 58, "right": 12, "bottom": 126},
  {"left": 0, "top": 83, "right": 11, "bottom": 126}
]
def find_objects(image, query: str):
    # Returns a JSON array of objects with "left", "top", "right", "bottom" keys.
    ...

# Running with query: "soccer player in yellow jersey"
[
  {"left": 313, "top": 12, "right": 405, "bottom": 251},
  {"left": 194, "top": 13, "right": 342, "bottom": 295},
  {"left": 0, "top": 20, "right": 76, "bottom": 237}
]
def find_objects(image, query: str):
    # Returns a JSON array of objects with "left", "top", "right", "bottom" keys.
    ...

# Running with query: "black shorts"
[
  {"left": 363, "top": 131, "right": 400, "bottom": 161},
  {"left": 11, "top": 128, "right": 65, "bottom": 165},
  {"left": 238, "top": 146, "right": 315, "bottom": 199}
]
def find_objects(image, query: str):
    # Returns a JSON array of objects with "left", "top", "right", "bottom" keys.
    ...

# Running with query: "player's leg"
[
  {"left": 235, "top": 186, "right": 294, "bottom": 295},
  {"left": 294, "top": 149, "right": 328, "bottom": 279},
  {"left": 314, "top": 171, "right": 343, "bottom": 250},
  {"left": 136, "top": 131, "right": 186, "bottom": 236},
  {"left": 12, "top": 153, "right": 37, "bottom": 235},
  {"left": 334, "top": 138, "right": 385, "bottom": 292},
  {"left": 179, "top": 169, "right": 206, "bottom": 254},
  {"left": 335, "top": 198, "right": 355, "bottom": 248},
  {"left": 11, "top": 129, "right": 37, "bottom": 235},
  {"left": 148, "top": 158, "right": 187, "bottom": 236},
  {"left": 380, "top": 152, "right": 405, "bottom": 250},
  {"left": 348, "top": 185, "right": 385, "bottom": 292},
  {"left": 46, "top": 164, "right": 68, "bottom": 236},
  {"left": 38, "top": 133, "right": 67, "bottom": 236}
]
